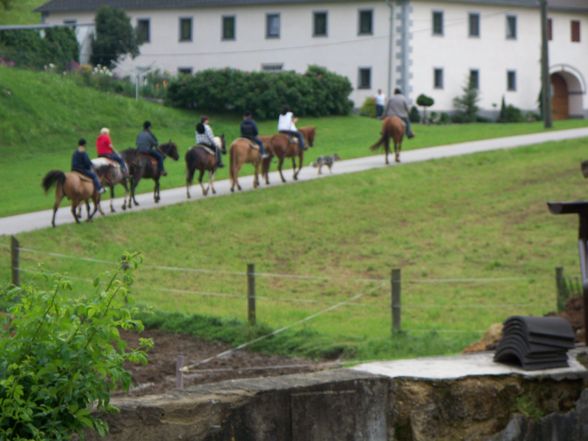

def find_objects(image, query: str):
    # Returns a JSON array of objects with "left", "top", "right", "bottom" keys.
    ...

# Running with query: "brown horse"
[
  {"left": 42, "top": 170, "right": 104, "bottom": 227},
  {"left": 370, "top": 116, "right": 405, "bottom": 164},
  {"left": 185, "top": 135, "right": 226, "bottom": 197},
  {"left": 121, "top": 141, "right": 179, "bottom": 205},
  {"left": 229, "top": 137, "right": 263, "bottom": 192},
  {"left": 261, "top": 133, "right": 305, "bottom": 184},
  {"left": 298, "top": 126, "right": 316, "bottom": 147}
]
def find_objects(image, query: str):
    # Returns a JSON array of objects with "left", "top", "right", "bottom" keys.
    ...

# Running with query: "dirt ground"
[{"left": 118, "top": 329, "right": 327, "bottom": 397}]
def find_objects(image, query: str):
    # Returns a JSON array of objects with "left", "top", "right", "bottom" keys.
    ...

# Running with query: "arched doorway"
[{"left": 551, "top": 73, "right": 569, "bottom": 120}]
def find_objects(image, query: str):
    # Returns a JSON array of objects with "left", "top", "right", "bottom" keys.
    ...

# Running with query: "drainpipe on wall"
[{"left": 385, "top": 0, "right": 395, "bottom": 100}]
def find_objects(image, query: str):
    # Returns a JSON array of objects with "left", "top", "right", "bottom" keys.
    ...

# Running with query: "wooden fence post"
[
  {"left": 555, "top": 267, "right": 565, "bottom": 311},
  {"left": 11, "top": 236, "right": 19, "bottom": 287},
  {"left": 247, "top": 263, "right": 256, "bottom": 326},
  {"left": 391, "top": 268, "right": 401, "bottom": 335}
]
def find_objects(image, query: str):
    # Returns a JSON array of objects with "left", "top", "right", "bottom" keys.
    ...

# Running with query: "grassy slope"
[
  {"left": 1, "top": 66, "right": 588, "bottom": 217},
  {"left": 2, "top": 137, "right": 587, "bottom": 360},
  {"left": 0, "top": 0, "right": 43, "bottom": 25}
]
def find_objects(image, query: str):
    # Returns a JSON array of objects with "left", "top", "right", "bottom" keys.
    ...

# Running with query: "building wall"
[{"left": 43, "top": 1, "right": 587, "bottom": 116}]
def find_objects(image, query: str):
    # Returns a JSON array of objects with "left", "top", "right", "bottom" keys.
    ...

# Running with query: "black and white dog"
[{"left": 312, "top": 154, "right": 341, "bottom": 175}]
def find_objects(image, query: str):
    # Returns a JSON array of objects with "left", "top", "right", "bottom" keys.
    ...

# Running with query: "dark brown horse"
[
  {"left": 229, "top": 137, "right": 262, "bottom": 192},
  {"left": 121, "top": 142, "right": 179, "bottom": 206},
  {"left": 42, "top": 170, "right": 105, "bottom": 227},
  {"left": 370, "top": 116, "right": 405, "bottom": 164},
  {"left": 185, "top": 135, "right": 226, "bottom": 198}
]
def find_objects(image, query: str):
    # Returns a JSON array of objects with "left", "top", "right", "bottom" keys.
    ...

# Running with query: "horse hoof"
[
  {"left": 231, "top": 188, "right": 234, "bottom": 193},
  {"left": 212, "top": 189, "right": 216, "bottom": 195}
]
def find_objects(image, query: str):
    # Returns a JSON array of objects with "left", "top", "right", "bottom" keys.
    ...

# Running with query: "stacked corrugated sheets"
[{"left": 494, "top": 316, "right": 575, "bottom": 370}]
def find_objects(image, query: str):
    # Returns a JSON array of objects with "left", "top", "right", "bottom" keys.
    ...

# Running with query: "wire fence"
[{"left": 3, "top": 237, "right": 560, "bottom": 358}]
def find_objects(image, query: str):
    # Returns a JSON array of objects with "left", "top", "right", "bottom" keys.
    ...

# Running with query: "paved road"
[{"left": 2, "top": 127, "right": 588, "bottom": 236}]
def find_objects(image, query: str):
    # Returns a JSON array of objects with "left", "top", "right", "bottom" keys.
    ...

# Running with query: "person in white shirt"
[
  {"left": 277, "top": 106, "right": 306, "bottom": 151},
  {"left": 375, "top": 89, "right": 386, "bottom": 118},
  {"left": 195, "top": 115, "right": 224, "bottom": 168}
]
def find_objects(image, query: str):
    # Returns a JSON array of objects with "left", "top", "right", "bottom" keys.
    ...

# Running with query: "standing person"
[
  {"left": 375, "top": 89, "right": 386, "bottom": 118},
  {"left": 72, "top": 138, "right": 105, "bottom": 194},
  {"left": 195, "top": 115, "right": 223, "bottom": 168},
  {"left": 136, "top": 120, "right": 166, "bottom": 176},
  {"left": 240, "top": 111, "right": 268, "bottom": 158},
  {"left": 96, "top": 128, "right": 128, "bottom": 173},
  {"left": 277, "top": 106, "right": 306, "bottom": 151},
  {"left": 384, "top": 88, "right": 415, "bottom": 139}
]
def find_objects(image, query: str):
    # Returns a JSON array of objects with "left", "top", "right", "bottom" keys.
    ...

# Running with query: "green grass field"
[
  {"left": 0, "top": 0, "right": 43, "bottom": 25},
  {"left": 2, "top": 137, "right": 587, "bottom": 361},
  {"left": 1, "top": 66, "right": 588, "bottom": 217}
]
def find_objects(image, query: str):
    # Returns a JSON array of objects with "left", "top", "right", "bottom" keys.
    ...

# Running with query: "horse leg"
[
  {"left": 210, "top": 171, "right": 216, "bottom": 195},
  {"left": 395, "top": 140, "right": 402, "bottom": 163},
  {"left": 131, "top": 175, "right": 140, "bottom": 207},
  {"left": 198, "top": 169, "right": 208, "bottom": 196},
  {"left": 294, "top": 153, "right": 303, "bottom": 180},
  {"left": 262, "top": 157, "right": 271, "bottom": 185},
  {"left": 186, "top": 166, "right": 195, "bottom": 199},
  {"left": 278, "top": 156, "right": 286, "bottom": 183},
  {"left": 109, "top": 184, "right": 116, "bottom": 213},
  {"left": 234, "top": 163, "right": 243, "bottom": 191},
  {"left": 51, "top": 193, "right": 63, "bottom": 228},
  {"left": 253, "top": 162, "right": 260, "bottom": 189},
  {"left": 88, "top": 196, "right": 99, "bottom": 221},
  {"left": 384, "top": 137, "right": 390, "bottom": 165},
  {"left": 122, "top": 179, "right": 130, "bottom": 210},
  {"left": 292, "top": 157, "right": 298, "bottom": 180},
  {"left": 71, "top": 201, "right": 81, "bottom": 224},
  {"left": 154, "top": 179, "right": 160, "bottom": 203}
]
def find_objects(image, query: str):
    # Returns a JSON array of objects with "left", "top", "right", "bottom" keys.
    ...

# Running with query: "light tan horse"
[
  {"left": 229, "top": 137, "right": 263, "bottom": 192},
  {"left": 370, "top": 116, "right": 405, "bottom": 164},
  {"left": 42, "top": 170, "right": 104, "bottom": 227}
]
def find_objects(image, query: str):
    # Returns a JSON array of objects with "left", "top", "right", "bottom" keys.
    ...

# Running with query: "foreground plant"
[{"left": 0, "top": 253, "right": 152, "bottom": 440}]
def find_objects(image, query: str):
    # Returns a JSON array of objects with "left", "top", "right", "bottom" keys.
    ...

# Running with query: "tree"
[
  {"left": 0, "top": 254, "right": 152, "bottom": 440},
  {"left": 0, "top": 0, "right": 13, "bottom": 10},
  {"left": 91, "top": 6, "right": 139, "bottom": 69},
  {"left": 453, "top": 77, "right": 480, "bottom": 122},
  {"left": 416, "top": 94, "right": 435, "bottom": 124}
]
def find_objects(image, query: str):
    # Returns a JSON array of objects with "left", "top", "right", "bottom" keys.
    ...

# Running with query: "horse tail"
[
  {"left": 370, "top": 133, "right": 387, "bottom": 151},
  {"left": 42, "top": 170, "right": 66, "bottom": 194},
  {"left": 229, "top": 142, "right": 237, "bottom": 184}
]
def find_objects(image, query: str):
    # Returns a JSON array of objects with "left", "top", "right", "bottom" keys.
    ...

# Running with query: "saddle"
[
  {"left": 197, "top": 144, "right": 216, "bottom": 156},
  {"left": 139, "top": 152, "right": 159, "bottom": 170},
  {"left": 241, "top": 138, "right": 259, "bottom": 151},
  {"left": 93, "top": 157, "right": 124, "bottom": 173},
  {"left": 71, "top": 171, "right": 93, "bottom": 183}
]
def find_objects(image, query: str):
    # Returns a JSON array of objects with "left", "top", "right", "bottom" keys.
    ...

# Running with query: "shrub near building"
[{"left": 166, "top": 65, "right": 353, "bottom": 119}]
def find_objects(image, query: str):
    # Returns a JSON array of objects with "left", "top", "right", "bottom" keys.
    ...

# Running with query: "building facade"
[{"left": 37, "top": 0, "right": 588, "bottom": 118}]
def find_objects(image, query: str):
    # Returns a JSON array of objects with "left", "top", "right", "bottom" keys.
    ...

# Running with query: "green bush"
[
  {"left": 0, "top": 27, "right": 78, "bottom": 70},
  {"left": 409, "top": 105, "right": 420, "bottom": 123},
  {"left": 359, "top": 96, "right": 377, "bottom": 118},
  {"left": 166, "top": 65, "right": 353, "bottom": 119},
  {"left": 0, "top": 254, "right": 152, "bottom": 440}
]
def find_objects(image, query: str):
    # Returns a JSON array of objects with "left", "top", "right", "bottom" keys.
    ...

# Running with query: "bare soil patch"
[{"left": 118, "top": 329, "right": 325, "bottom": 397}]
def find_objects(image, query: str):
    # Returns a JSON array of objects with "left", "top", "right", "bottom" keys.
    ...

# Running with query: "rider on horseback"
[
  {"left": 278, "top": 106, "right": 306, "bottom": 152},
  {"left": 72, "top": 138, "right": 105, "bottom": 194},
  {"left": 195, "top": 115, "right": 224, "bottom": 168},
  {"left": 383, "top": 88, "right": 415, "bottom": 139},
  {"left": 240, "top": 111, "right": 269, "bottom": 159},
  {"left": 96, "top": 128, "right": 129, "bottom": 174},
  {"left": 136, "top": 121, "right": 166, "bottom": 176}
]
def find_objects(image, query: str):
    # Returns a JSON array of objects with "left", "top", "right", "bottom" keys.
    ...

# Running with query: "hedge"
[{"left": 166, "top": 65, "right": 353, "bottom": 119}]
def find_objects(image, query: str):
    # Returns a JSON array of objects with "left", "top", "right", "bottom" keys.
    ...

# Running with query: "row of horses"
[{"left": 41, "top": 117, "right": 404, "bottom": 227}]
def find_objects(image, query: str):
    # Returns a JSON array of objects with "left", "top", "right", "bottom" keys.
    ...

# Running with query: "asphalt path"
[{"left": 2, "top": 127, "right": 588, "bottom": 236}]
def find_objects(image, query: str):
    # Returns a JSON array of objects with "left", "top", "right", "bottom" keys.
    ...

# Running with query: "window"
[
  {"left": 572, "top": 20, "right": 581, "bottom": 42},
  {"left": 178, "top": 67, "right": 193, "bottom": 75},
  {"left": 469, "top": 69, "right": 479, "bottom": 89},
  {"left": 137, "top": 18, "right": 150, "bottom": 43},
  {"left": 358, "top": 9, "right": 373, "bottom": 35},
  {"left": 468, "top": 13, "right": 480, "bottom": 37},
  {"left": 222, "top": 16, "right": 236, "bottom": 40},
  {"left": 179, "top": 17, "right": 192, "bottom": 42},
  {"left": 434, "top": 68, "right": 444, "bottom": 89},
  {"left": 358, "top": 67, "right": 371, "bottom": 89},
  {"left": 266, "top": 13, "right": 280, "bottom": 38},
  {"left": 261, "top": 63, "right": 283, "bottom": 72},
  {"left": 507, "top": 70, "right": 516, "bottom": 91},
  {"left": 432, "top": 11, "right": 444, "bottom": 36},
  {"left": 313, "top": 11, "right": 328, "bottom": 37},
  {"left": 548, "top": 18, "right": 553, "bottom": 41},
  {"left": 63, "top": 19, "right": 76, "bottom": 27},
  {"left": 506, "top": 15, "right": 517, "bottom": 39}
]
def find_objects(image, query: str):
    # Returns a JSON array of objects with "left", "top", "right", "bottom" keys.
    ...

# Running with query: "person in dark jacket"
[
  {"left": 71, "top": 138, "right": 105, "bottom": 194},
  {"left": 136, "top": 121, "right": 166, "bottom": 176},
  {"left": 240, "top": 111, "right": 268, "bottom": 158}
]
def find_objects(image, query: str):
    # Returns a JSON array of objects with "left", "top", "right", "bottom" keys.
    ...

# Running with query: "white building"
[{"left": 37, "top": 0, "right": 588, "bottom": 118}]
